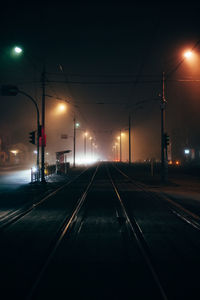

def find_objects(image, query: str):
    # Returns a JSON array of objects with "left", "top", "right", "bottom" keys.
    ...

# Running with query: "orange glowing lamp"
[{"left": 184, "top": 50, "right": 193, "bottom": 59}]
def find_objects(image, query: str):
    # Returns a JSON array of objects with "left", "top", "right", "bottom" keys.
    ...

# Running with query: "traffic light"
[
  {"left": 164, "top": 133, "right": 170, "bottom": 148},
  {"left": 29, "top": 131, "right": 36, "bottom": 144}
]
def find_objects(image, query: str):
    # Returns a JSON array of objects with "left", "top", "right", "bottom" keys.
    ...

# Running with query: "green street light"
[
  {"left": 14, "top": 46, "right": 23, "bottom": 54},
  {"left": 10, "top": 46, "right": 23, "bottom": 57}
]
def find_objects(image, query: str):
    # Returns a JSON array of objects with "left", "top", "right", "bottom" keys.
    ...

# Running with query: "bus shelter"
[{"left": 55, "top": 150, "right": 71, "bottom": 174}]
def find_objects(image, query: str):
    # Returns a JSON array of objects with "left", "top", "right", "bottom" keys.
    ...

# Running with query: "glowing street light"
[
  {"left": 183, "top": 50, "right": 193, "bottom": 59},
  {"left": 184, "top": 149, "right": 190, "bottom": 154},
  {"left": 73, "top": 117, "right": 81, "bottom": 168},
  {"left": 14, "top": 46, "right": 23, "bottom": 54},
  {"left": 57, "top": 103, "right": 67, "bottom": 113}
]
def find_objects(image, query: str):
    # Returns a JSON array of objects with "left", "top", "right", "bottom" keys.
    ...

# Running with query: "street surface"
[
  {"left": 0, "top": 163, "right": 200, "bottom": 299},
  {"left": 0, "top": 166, "right": 31, "bottom": 191}
]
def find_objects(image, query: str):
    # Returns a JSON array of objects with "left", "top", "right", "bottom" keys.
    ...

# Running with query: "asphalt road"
[
  {"left": 0, "top": 166, "right": 31, "bottom": 190},
  {"left": 0, "top": 163, "right": 200, "bottom": 299}
]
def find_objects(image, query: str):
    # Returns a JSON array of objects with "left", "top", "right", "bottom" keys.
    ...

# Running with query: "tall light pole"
[
  {"left": 41, "top": 65, "right": 46, "bottom": 183},
  {"left": 128, "top": 112, "right": 131, "bottom": 164},
  {"left": 84, "top": 131, "right": 88, "bottom": 159},
  {"left": 73, "top": 115, "right": 76, "bottom": 168},
  {"left": 73, "top": 116, "right": 80, "bottom": 168},
  {"left": 161, "top": 72, "right": 167, "bottom": 182},
  {"left": 117, "top": 130, "right": 123, "bottom": 162}
]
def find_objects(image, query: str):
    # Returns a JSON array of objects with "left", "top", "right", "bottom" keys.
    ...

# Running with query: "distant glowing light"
[
  {"left": 33, "top": 150, "right": 37, "bottom": 154},
  {"left": 175, "top": 160, "right": 180, "bottom": 165},
  {"left": 184, "top": 50, "right": 193, "bottom": 59},
  {"left": 58, "top": 104, "right": 66, "bottom": 112},
  {"left": 14, "top": 46, "right": 22, "bottom": 54},
  {"left": 75, "top": 155, "right": 99, "bottom": 165},
  {"left": 32, "top": 166, "right": 37, "bottom": 173},
  {"left": 10, "top": 150, "right": 18, "bottom": 155},
  {"left": 76, "top": 122, "right": 80, "bottom": 128},
  {"left": 84, "top": 132, "right": 88, "bottom": 137},
  {"left": 54, "top": 103, "right": 67, "bottom": 115},
  {"left": 184, "top": 149, "right": 190, "bottom": 154}
]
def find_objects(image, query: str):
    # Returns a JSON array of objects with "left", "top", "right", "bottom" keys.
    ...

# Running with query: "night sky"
[{"left": 0, "top": 2, "right": 200, "bottom": 163}]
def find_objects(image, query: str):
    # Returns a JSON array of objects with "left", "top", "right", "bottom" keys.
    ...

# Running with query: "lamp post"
[
  {"left": 73, "top": 116, "right": 80, "bottom": 168},
  {"left": 41, "top": 65, "right": 46, "bottom": 183},
  {"left": 84, "top": 131, "right": 88, "bottom": 159},
  {"left": 120, "top": 130, "right": 122, "bottom": 162},
  {"left": 160, "top": 72, "right": 168, "bottom": 182},
  {"left": 128, "top": 112, "right": 131, "bottom": 164}
]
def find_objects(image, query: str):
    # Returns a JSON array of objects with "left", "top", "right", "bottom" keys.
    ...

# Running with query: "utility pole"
[
  {"left": 120, "top": 129, "right": 122, "bottom": 162},
  {"left": 128, "top": 112, "right": 131, "bottom": 164},
  {"left": 90, "top": 137, "right": 93, "bottom": 157},
  {"left": 161, "top": 72, "right": 167, "bottom": 182},
  {"left": 73, "top": 114, "right": 76, "bottom": 168},
  {"left": 84, "top": 132, "right": 87, "bottom": 159},
  {"left": 41, "top": 65, "right": 46, "bottom": 183}
]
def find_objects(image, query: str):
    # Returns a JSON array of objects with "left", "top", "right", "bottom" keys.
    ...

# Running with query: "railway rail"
[
  {"left": 28, "top": 163, "right": 167, "bottom": 300},
  {"left": 113, "top": 163, "right": 200, "bottom": 232},
  {"left": 1, "top": 162, "right": 200, "bottom": 299},
  {"left": 0, "top": 167, "right": 90, "bottom": 230}
]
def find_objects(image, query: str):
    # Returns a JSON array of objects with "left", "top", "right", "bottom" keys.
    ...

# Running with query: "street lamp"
[
  {"left": 73, "top": 117, "right": 80, "bottom": 168},
  {"left": 14, "top": 46, "right": 23, "bottom": 54},
  {"left": 183, "top": 50, "right": 193, "bottom": 59}
]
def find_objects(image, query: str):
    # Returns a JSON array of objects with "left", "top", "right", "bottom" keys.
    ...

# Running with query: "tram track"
[
  {"left": 107, "top": 165, "right": 168, "bottom": 300},
  {"left": 28, "top": 163, "right": 168, "bottom": 300},
  {"left": 1, "top": 162, "right": 200, "bottom": 299},
  {"left": 107, "top": 163, "right": 200, "bottom": 299},
  {"left": 27, "top": 164, "right": 99, "bottom": 299},
  {"left": 0, "top": 164, "right": 100, "bottom": 299},
  {"left": 0, "top": 167, "right": 90, "bottom": 231},
  {"left": 113, "top": 163, "right": 200, "bottom": 232}
]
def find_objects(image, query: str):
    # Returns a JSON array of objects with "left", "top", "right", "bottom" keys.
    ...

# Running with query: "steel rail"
[
  {"left": 27, "top": 163, "right": 99, "bottom": 300},
  {"left": 0, "top": 167, "right": 91, "bottom": 231},
  {"left": 113, "top": 163, "right": 200, "bottom": 232},
  {"left": 107, "top": 165, "right": 168, "bottom": 300}
]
